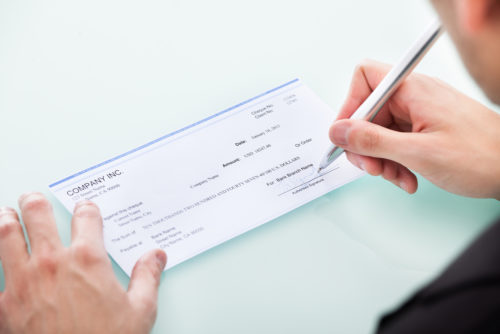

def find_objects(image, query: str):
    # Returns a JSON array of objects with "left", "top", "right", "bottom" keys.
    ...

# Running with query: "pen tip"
[{"left": 317, "top": 167, "right": 322, "bottom": 174}]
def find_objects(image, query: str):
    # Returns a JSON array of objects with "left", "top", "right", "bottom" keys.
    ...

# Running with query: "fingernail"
[
  {"left": 73, "top": 201, "right": 100, "bottom": 218},
  {"left": 399, "top": 181, "right": 408, "bottom": 192},
  {"left": 156, "top": 250, "right": 167, "bottom": 270},
  {"left": 74, "top": 200, "right": 92, "bottom": 210},
  {"left": 18, "top": 192, "right": 38, "bottom": 208},
  {"left": 332, "top": 121, "right": 350, "bottom": 146},
  {"left": 0, "top": 206, "right": 14, "bottom": 213},
  {"left": 352, "top": 155, "right": 365, "bottom": 171},
  {"left": 359, "top": 160, "right": 365, "bottom": 171},
  {"left": 0, "top": 207, "right": 16, "bottom": 217},
  {"left": 17, "top": 191, "right": 45, "bottom": 209}
]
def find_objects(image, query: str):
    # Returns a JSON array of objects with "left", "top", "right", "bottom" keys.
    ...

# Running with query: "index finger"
[{"left": 336, "top": 60, "right": 393, "bottom": 125}]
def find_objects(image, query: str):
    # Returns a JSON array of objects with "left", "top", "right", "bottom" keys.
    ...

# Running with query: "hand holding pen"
[{"left": 321, "top": 24, "right": 500, "bottom": 198}]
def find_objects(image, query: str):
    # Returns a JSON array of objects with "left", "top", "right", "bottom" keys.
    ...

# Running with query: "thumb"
[
  {"left": 329, "top": 119, "right": 416, "bottom": 164},
  {"left": 128, "top": 249, "right": 167, "bottom": 316}
]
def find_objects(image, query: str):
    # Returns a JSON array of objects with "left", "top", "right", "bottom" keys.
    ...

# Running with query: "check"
[{"left": 50, "top": 79, "right": 364, "bottom": 276}]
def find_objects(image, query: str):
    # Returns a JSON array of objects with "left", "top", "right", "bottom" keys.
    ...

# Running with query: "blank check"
[{"left": 50, "top": 79, "right": 364, "bottom": 276}]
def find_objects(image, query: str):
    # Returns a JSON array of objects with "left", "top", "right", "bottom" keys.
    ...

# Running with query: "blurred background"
[{"left": 1, "top": 1, "right": 499, "bottom": 333}]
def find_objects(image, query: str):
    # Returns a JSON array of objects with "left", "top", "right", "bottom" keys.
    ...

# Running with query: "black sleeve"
[{"left": 377, "top": 216, "right": 500, "bottom": 334}]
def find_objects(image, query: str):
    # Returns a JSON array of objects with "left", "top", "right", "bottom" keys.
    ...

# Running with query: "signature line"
[{"left": 277, "top": 166, "right": 339, "bottom": 196}]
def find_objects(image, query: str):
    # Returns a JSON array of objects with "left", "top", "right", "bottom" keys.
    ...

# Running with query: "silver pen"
[{"left": 317, "top": 19, "right": 443, "bottom": 173}]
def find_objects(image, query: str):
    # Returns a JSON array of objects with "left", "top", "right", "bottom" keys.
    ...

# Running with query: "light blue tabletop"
[{"left": 1, "top": 1, "right": 499, "bottom": 333}]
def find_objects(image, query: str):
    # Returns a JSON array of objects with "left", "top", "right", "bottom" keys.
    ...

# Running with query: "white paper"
[{"left": 49, "top": 79, "right": 364, "bottom": 276}]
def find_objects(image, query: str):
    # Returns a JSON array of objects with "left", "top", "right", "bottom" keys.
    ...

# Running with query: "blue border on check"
[{"left": 49, "top": 78, "right": 300, "bottom": 188}]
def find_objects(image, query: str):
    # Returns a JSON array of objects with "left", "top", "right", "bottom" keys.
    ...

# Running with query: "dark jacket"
[{"left": 377, "top": 217, "right": 500, "bottom": 334}]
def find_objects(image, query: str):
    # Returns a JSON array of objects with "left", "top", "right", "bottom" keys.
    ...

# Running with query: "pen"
[{"left": 317, "top": 19, "right": 443, "bottom": 173}]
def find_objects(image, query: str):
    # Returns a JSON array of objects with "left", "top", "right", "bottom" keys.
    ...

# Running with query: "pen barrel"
[
  {"left": 318, "top": 19, "right": 443, "bottom": 171},
  {"left": 351, "top": 19, "right": 443, "bottom": 122}
]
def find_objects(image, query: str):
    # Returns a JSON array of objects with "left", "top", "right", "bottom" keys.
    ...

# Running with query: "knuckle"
[
  {"left": 353, "top": 63, "right": 363, "bottom": 74},
  {"left": 353, "top": 61, "right": 368, "bottom": 77},
  {"left": 20, "top": 193, "right": 51, "bottom": 212},
  {"left": 139, "top": 294, "right": 158, "bottom": 315},
  {"left": 71, "top": 241, "right": 103, "bottom": 266},
  {"left": 412, "top": 73, "right": 430, "bottom": 89},
  {"left": 35, "top": 251, "right": 60, "bottom": 276},
  {"left": 382, "top": 164, "right": 398, "bottom": 181}
]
